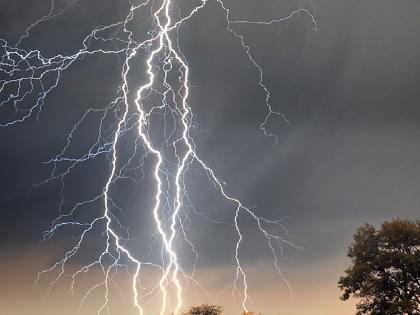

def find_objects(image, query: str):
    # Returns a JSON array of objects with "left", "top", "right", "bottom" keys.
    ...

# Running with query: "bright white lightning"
[{"left": 0, "top": 1, "right": 317, "bottom": 314}]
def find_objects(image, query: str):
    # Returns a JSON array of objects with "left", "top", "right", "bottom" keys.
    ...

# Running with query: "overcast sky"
[{"left": 1, "top": 1, "right": 420, "bottom": 314}]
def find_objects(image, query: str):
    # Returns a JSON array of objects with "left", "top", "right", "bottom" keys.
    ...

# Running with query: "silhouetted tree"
[
  {"left": 338, "top": 218, "right": 420, "bottom": 314},
  {"left": 184, "top": 304, "right": 223, "bottom": 315}
]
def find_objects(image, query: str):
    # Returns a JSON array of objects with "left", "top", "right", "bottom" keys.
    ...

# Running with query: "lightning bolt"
[{"left": 0, "top": 0, "right": 317, "bottom": 314}]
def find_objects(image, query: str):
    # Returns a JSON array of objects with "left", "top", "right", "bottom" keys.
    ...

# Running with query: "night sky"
[{"left": 1, "top": 1, "right": 420, "bottom": 315}]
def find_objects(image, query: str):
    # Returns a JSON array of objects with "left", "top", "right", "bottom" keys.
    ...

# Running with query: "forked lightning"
[{"left": 0, "top": 1, "right": 317, "bottom": 314}]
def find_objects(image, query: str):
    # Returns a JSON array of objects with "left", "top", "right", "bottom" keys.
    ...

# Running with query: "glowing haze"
[{"left": 0, "top": 0, "right": 317, "bottom": 314}]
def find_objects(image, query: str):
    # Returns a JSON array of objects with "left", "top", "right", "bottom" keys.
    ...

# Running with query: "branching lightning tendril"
[{"left": 0, "top": 0, "right": 317, "bottom": 314}]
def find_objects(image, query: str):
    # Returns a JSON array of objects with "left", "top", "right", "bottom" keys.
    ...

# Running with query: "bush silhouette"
[{"left": 184, "top": 304, "right": 223, "bottom": 315}]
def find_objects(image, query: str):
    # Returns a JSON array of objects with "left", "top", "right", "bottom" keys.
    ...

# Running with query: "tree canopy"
[{"left": 338, "top": 218, "right": 420, "bottom": 314}]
